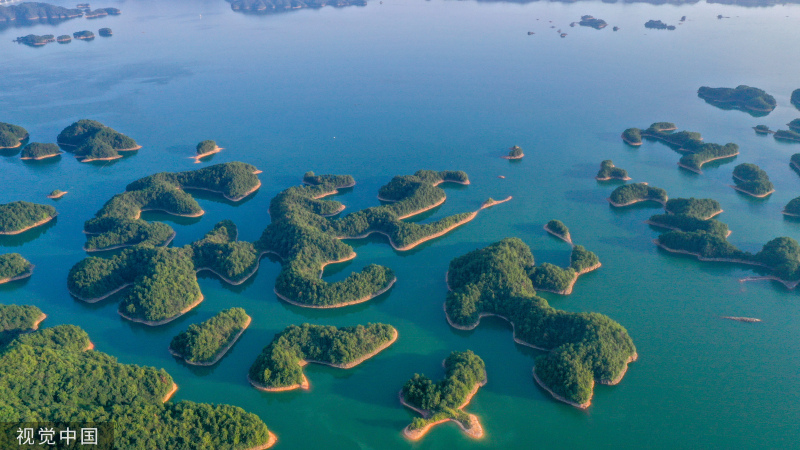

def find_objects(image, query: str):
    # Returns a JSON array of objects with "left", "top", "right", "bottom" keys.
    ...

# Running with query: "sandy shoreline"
[
  {"left": 677, "top": 152, "right": 739, "bottom": 174},
  {"left": 533, "top": 366, "right": 591, "bottom": 409},
  {"left": 738, "top": 275, "right": 800, "bottom": 290},
  {"left": 535, "top": 262, "right": 601, "bottom": 295},
  {"left": 654, "top": 240, "right": 768, "bottom": 267},
  {"left": 544, "top": 224, "right": 572, "bottom": 246},
  {"left": 182, "top": 180, "right": 262, "bottom": 202},
  {"left": 21, "top": 151, "right": 63, "bottom": 160},
  {"left": 119, "top": 294, "right": 204, "bottom": 326},
  {"left": 608, "top": 197, "right": 666, "bottom": 208},
  {"left": 340, "top": 213, "right": 478, "bottom": 251},
  {"left": 47, "top": 191, "right": 68, "bottom": 199},
  {"left": 0, "top": 214, "right": 57, "bottom": 235},
  {"left": 645, "top": 220, "right": 732, "bottom": 237},
  {"left": 395, "top": 196, "right": 445, "bottom": 220},
  {"left": 170, "top": 316, "right": 252, "bottom": 366},
  {"left": 193, "top": 146, "right": 223, "bottom": 163},
  {"left": 275, "top": 276, "right": 397, "bottom": 309},
  {"left": 30, "top": 312, "right": 46, "bottom": 330},
  {"left": 246, "top": 431, "right": 277, "bottom": 450},
  {"left": 596, "top": 175, "right": 632, "bottom": 181},
  {"left": 162, "top": 382, "right": 178, "bottom": 403},
  {"left": 306, "top": 328, "right": 398, "bottom": 369},
  {"left": 0, "top": 267, "right": 33, "bottom": 285},
  {"left": 70, "top": 283, "right": 134, "bottom": 303},
  {"left": 501, "top": 153, "right": 524, "bottom": 160},
  {"left": 249, "top": 368, "right": 310, "bottom": 392},
  {"left": 442, "top": 301, "right": 549, "bottom": 351},
  {"left": 480, "top": 196, "right": 512, "bottom": 210},
  {"left": 621, "top": 134, "right": 642, "bottom": 146},
  {"left": 729, "top": 184, "right": 774, "bottom": 198},
  {"left": 137, "top": 208, "right": 204, "bottom": 219},
  {"left": 84, "top": 230, "right": 176, "bottom": 252}
]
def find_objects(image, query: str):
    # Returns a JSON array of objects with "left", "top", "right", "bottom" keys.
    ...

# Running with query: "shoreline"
[
  {"left": 0, "top": 214, "right": 57, "bottom": 235},
  {"left": 535, "top": 262, "right": 601, "bottom": 295},
  {"left": 305, "top": 327, "right": 398, "bottom": 369},
  {"left": 645, "top": 220, "right": 732, "bottom": 237},
  {"left": 275, "top": 276, "right": 397, "bottom": 309},
  {"left": 70, "top": 283, "right": 133, "bottom": 303},
  {"left": 340, "top": 213, "right": 478, "bottom": 251},
  {"left": 84, "top": 230, "right": 176, "bottom": 253},
  {"left": 480, "top": 196, "right": 513, "bottom": 210},
  {"left": 249, "top": 368, "right": 311, "bottom": 392},
  {"left": 183, "top": 179, "right": 262, "bottom": 202},
  {"left": 0, "top": 140, "right": 23, "bottom": 150},
  {"left": 80, "top": 154, "right": 123, "bottom": 163},
  {"left": 395, "top": 196, "right": 446, "bottom": 220},
  {"left": 621, "top": 134, "right": 642, "bottom": 146},
  {"left": 162, "top": 382, "right": 178, "bottom": 403},
  {"left": 0, "top": 268, "right": 33, "bottom": 285},
  {"left": 47, "top": 191, "right": 68, "bottom": 199},
  {"left": 596, "top": 175, "right": 632, "bottom": 181},
  {"left": 738, "top": 275, "right": 800, "bottom": 290},
  {"left": 137, "top": 208, "right": 204, "bottom": 219},
  {"left": 678, "top": 152, "right": 739, "bottom": 174},
  {"left": 193, "top": 146, "right": 223, "bottom": 163},
  {"left": 442, "top": 301, "right": 549, "bottom": 351},
  {"left": 21, "top": 151, "right": 63, "bottom": 161},
  {"left": 543, "top": 224, "right": 572, "bottom": 246},
  {"left": 170, "top": 316, "right": 252, "bottom": 366},
  {"left": 598, "top": 352, "right": 638, "bottom": 385},
  {"left": 532, "top": 366, "right": 591, "bottom": 409},
  {"left": 119, "top": 294, "right": 204, "bottom": 326},
  {"left": 246, "top": 431, "right": 277, "bottom": 450},
  {"left": 729, "top": 184, "right": 774, "bottom": 198},
  {"left": 501, "top": 153, "right": 524, "bottom": 160},
  {"left": 30, "top": 312, "right": 46, "bottom": 330},
  {"left": 654, "top": 240, "right": 768, "bottom": 267},
  {"left": 607, "top": 197, "right": 666, "bottom": 208}
]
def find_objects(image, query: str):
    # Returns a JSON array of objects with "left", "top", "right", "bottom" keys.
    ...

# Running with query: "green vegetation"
[
  {"left": 56, "top": 119, "right": 138, "bottom": 161},
  {"left": 664, "top": 197, "right": 722, "bottom": 219},
  {"left": 621, "top": 128, "right": 641, "bottom": 145},
  {"left": 169, "top": 307, "right": 250, "bottom": 365},
  {"left": 775, "top": 129, "right": 800, "bottom": 142},
  {"left": 528, "top": 245, "right": 600, "bottom": 294},
  {"left": 445, "top": 238, "right": 636, "bottom": 407},
  {"left": 645, "top": 20, "right": 675, "bottom": 30},
  {"left": 303, "top": 171, "right": 355, "bottom": 187},
  {"left": 191, "top": 220, "right": 259, "bottom": 282},
  {"left": 697, "top": 85, "right": 777, "bottom": 114},
  {"left": 0, "top": 122, "right": 28, "bottom": 149},
  {"left": 754, "top": 125, "right": 771, "bottom": 134},
  {"left": 0, "top": 303, "right": 43, "bottom": 345},
  {"left": 0, "top": 201, "right": 56, "bottom": 234},
  {"left": 0, "top": 324, "right": 273, "bottom": 449},
  {"left": 679, "top": 143, "right": 739, "bottom": 173},
  {"left": 507, "top": 146, "right": 524, "bottom": 158},
  {"left": 546, "top": 219, "right": 569, "bottom": 240},
  {"left": 248, "top": 323, "right": 396, "bottom": 388},
  {"left": 48, "top": 189, "right": 66, "bottom": 199},
  {"left": 732, "top": 163, "right": 774, "bottom": 196},
  {"left": 787, "top": 119, "right": 800, "bottom": 132},
  {"left": 784, "top": 197, "right": 800, "bottom": 216},
  {"left": 57, "top": 35, "right": 71, "bottom": 43},
  {"left": 401, "top": 351, "right": 486, "bottom": 433},
  {"left": 98, "top": 27, "right": 112, "bottom": 37},
  {"left": 73, "top": 30, "right": 94, "bottom": 39},
  {"left": 14, "top": 34, "right": 55, "bottom": 46},
  {"left": 196, "top": 140, "right": 218, "bottom": 155},
  {"left": 648, "top": 122, "right": 677, "bottom": 131},
  {"left": 648, "top": 214, "right": 729, "bottom": 236},
  {"left": 20, "top": 142, "right": 60, "bottom": 160},
  {"left": 609, "top": 183, "right": 667, "bottom": 206},
  {"left": 596, "top": 160, "right": 629, "bottom": 180},
  {"left": 0, "top": 253, "right": 33, "bottom": 282},
  {"left": 791, "top": 89, "right": 800, "bottom": 109}
]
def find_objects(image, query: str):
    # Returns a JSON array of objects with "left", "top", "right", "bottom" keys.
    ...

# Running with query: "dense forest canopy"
[
  {"left": 20, "top": 142, "right": 60, "bottom": 159},
  {"left": 0, "top": 122, "right": 28, "bottom": 148},
  {"left": 596, "top": 160, "right": 629, "bottom": 180},
  {"left": 0, "top": 2, "right": 83, "bottom": 23},
  {"left": 169, "top": 307, "right": 250, "bottom": 364},
  {"left": 0, "top": 201, "right": 56, "bottom": 234},
  {"left": 227, "top": 0, "right": 366, "bottom": 14},
  {"left": 697, "top": 85, "right": 777, "bottom": 114},
  {"left": 609, "top": 183, "right": 667, "bottom": 205},
  {"left": 0, "top": 253, "right": 33, "bottom": 281},
  {"left": 732, "top": 163, "right": 773, "bottom": 196},
  {"left": 56, "top": 119, "right": 137, "bottom": 161},
  {"left": 664, "top": 198, "right": 722, "bottom": 219}
]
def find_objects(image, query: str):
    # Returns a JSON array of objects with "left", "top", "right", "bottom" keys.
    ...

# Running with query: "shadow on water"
[
  {"left": 0, "top": 217, "right": 57, "bottom": 247},
  {"left": 561, "top": 162, "right": 598, "bottom": 181},
  {"left": 0, "top": 275, "right": 31, "bottom": 292},
  {"left": 563, "top": 189, "right": 610, "bottom": 207}
]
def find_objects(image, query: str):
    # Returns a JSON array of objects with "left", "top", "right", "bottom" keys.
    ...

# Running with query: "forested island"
[
  {"left": 57, "top": 34, "right": 71, "bottom": 43},
  {"left": 664, "top": 197, "right": 722, "bottom": 220},
  {"left": 14, "top": 33, "right": 54, "bottom": 45},
  {"left": 679, "top": 143, "right": 740, "bottom": 173},
  {"left": 793, "top": 89, "right": 800, "bottom": 109},
  {"left": 0, "top": 122, "right": 28, "bottom": 149},
  {"left": 787, "top": 119, "right": 800, "bottom": 132},
  {"left": 0, "top": 322, "right": 276, "bottom": 448},
  {"left": 444, "top": 238, "right": 637, "bottom": 408},
  {"left": 47, "top": 189, "right": 67, "bottom": 199},
  {"left": 502, "top": 145, "right": 524, "bottom": 160},
  {"left": 248, "top": 323, "right": 397, "bottom": 391},
  {"left": 0, "top": 253, "right": 33, "bottom": 284},
  {"left": 645, "top": 20, "right": 675, "bottom": 30},
  {"left": 57, "top": 119, "right": 139, "bottom": 161},
  {"left": 754, "top": 125, "right": 772, "bottom": 134},
  {"left": 697, "top": 85, "right": 777, "bottom": 115},
  {"left": 647, "top": 198, "right": 727, "bottom": 236},
  {"left": 623, "top": 123, "right": 738, "bottom": 174},
  {"left": 544, "top": 219, "right": 571, "bottom": 245},
  {"left": 775, "top": 129, "right": 800, "bottom": 143},
  {"left": 73, "top": 30, "right": 94, "bottom": 39},
  {"left": 0, "top": 303, "right": 44, "bottom": 344},
  {"left": 98, "top": 27, "right": 112, "bottom": 36},
  {"left": 595, "top": 160, "right": 630, "bottom": 180},
  {"left": 731, "top": 163, "right": 774, "bottom": 197},
  {"left": 782, "top": 196, "right": 800, "bottom": 217},
  {"left": 20, "top": 142, "right": 61, "bottom": 160},
  {"left": 0, "top": 201, "right": 57, "bottom": 235},
  {"left": 608, "top": 182, "right": 667, "bottom": 207},
  {"left": 578, "top": 15, "right": 607, "bottom": 29},
  {"left": 0, "top": 2, "right": 83, "bottom": 23},
  {"left": 169, "top": 307, "right": 251, "bottom": 366},
  {"left": 195, "top": 139, "right": 222, "bottom": 160},
  {"left": 227, "top": 0, "right": 366, "bottom": 14},
  {"left": 400, "top": 351, "right": 486, "bottom": 440}
]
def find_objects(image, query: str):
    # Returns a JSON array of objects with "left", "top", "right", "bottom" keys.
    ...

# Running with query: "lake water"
[{"left": 2, "top": 0, "right": 800, "bottom": 448}]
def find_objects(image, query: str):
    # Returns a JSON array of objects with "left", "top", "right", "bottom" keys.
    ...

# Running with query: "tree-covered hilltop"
[
  {"left": 578, "top": 15, "right": 607, "bottom": 29},
  {"left": 0, "top": 303, "right": 43, "bottom": 345},
  {"left": 697, "top": 85, "right": 777, "bottom": 115},
  {"left": 679, "top": 143, "right": 739, "bottom": 173},
  {"left": 169, "top": 307, "right": 250, "bottom": 365},
  {"left": 48, "top": 189, "right": 67, "bottom": 199},
  {"left": 14, "top": 33, "right": 54, "bottom": 45},
  {"left": 444, "top": 238, "right": 636, "bottom": 408},
  {"left": 56, "top": 119, "right": 138, "bottom": 162},
  {"left": 257, "top": 170, "right": 477, "bottom": 308},
  {"left": 0, "top": 122, "right": 28, "bottom": 149},
  {"left": 83, "top": 162, "right": 260, "bottom": 251},
  {"left": 0, "top": 253, "right": 33, "bottom": 283},
  {"left": 775, "top": 129, "right": 800, "bottom": 143},
  {"left": 505, "top": 146, "right": 524, "bottom": 159},
  {"left": 595, "top": 160, "right": 629, "bottom": 180},
  {"left": 788, "top": 119, "right": 800, "bottom": 132},
  {"left": 98, "top": 27, "right": 112, "bottom": 37},
  {"left": 72, "top": 30, "right": 94, "bottom": 39},
  {"left": 0, "top": 2, "right": 83, "bottom": 23},
  {"left": 248, "top": 323, "right": 396, "bottom": 389},
  {"left": 545, "top": 219, "right": 570, "bottom": 242},
  {"left": 608, "top": 183, "right": 667, "bottom": 206},
  {"left": 227, "top": 0, "right": 366, "bottom": 14},
  {"left": 528, "top": 245, "right": 600, "bottom": 294},
  {"left": 648, "top": 213, "right": 730, "bottom": 235},
  {"left": 783, "top": 197, "right": 800, "bottom": 216},
  {"left": 793, "top": 89, "right": 800, "bottom": 109},
  {"left": 191, "top": 220, "right": 260, "bottom": 283},
  {"left": 20, "top": 142, "right": 60, "bottom": 160},
  {"left": 621, "top": 128, "right": 642, "bottom": 145},
  {"left": 629, "top": 121, "right": 739, "bottom": 173},
  {"left": 57, "top": 34, "right": 71, "bottom": 43},
  {"left": 664, "top": 197, "right": 722, "bottom": 220},
  {"left": 0, "top": 201, "right": 56, "bottom": 235},
  {"left": 401, "top": 351, "right": 486, "bottom": 439},
  {"left": 754, "top": 124, "right": 771, "bottom": 134},
  {"left": 732, "top": 163, "right": 774, "bottom": 197},
  {"left": 0, "top": 323, "right": 275, "bottom": 449},
  {"left": 196, "top": 139, "right": 218, "bottom": 156}
]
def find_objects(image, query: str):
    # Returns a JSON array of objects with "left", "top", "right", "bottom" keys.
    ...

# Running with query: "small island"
[
  {"left": 621, "top": 128, "right": 642, "bottom": 146},
  {"left": 0, "top": 122, "right": 28, "bottom": 150},
  {"left": 697, "top": 85, "right": 777, "bottom": 115},
  {"left": 169, "top": 307, "right": 251, "bottom": 366},
  {"left": 248, "top": 323, "right": 397, "bottom": 391},
  {"left": 98, "top": 27, "right": 112, "bottom": 37},
  {"left": 57, "top": 119, "right": 140, "bottom": 162},
  {"left": 787, "top": 119, "right": 800, "bottom": 132},
  {"left": 678, "top": 142, "right": 739, "bottom": 174},
  {"left": 502, "top": 145, "right": 524, "bottom": 160},
  {"left": 664, "top": 197, "right": 722, "bottom": 220},
  {"left": 0, "top": 253, "right": 33, "bottom": 284},
  {"left": 47, "top": 190, "right": 67, "bottom": 199},
  {"left": 595, "top": 160, "right": 630, "bottom": 181},
  {"left": 793, "top": 89, "right": 800, "bottom": 110},
  {"left": 20, "top": 142, "right": 62, "bottom": 160},
  {"left": 782, "top": 196, "right": 800, "bottom": 217},
  {"left": 400, "top": 351, "right": 487, "bottom": 440},
  {"left": 73, "top": 30, "right": 94, "bottom": 40},
  {"left": 774, "top": 129, "right": 800, "bottom": 143},
  {"left": 194, "top": 139, "right": 222, "bottom": 161},
  {"left": 753, "top": 125, "right": 772, "bottom": 134},
  {"left": 14, "top": 34, "right": 55, "bottom": 46},
  {"left": 578, "top": 15, "right": 607, "bottom": 29},
  {"left": 731, "top": 163, "right": 774, "bottom": 198},
  {"left": 608, "top": 182, "right": 667, "bottom": 207},
  {"left": 544, "top": 219, "right": 571, "bottom": 245},
  {"left": 57, "top": 35, "right": 71, "bottom": 43},
  {"left": 645, "top": 20, "right": 675, "bottom": 30},
  {"left": 0, "top": 201, "right": 57, "bottom": 235}
]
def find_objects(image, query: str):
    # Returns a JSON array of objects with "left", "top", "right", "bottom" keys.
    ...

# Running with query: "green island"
[
  {"left": 697, "top": 85, "right": 777, "bottom": 115},
  {"left": 664, "top": 197, "right": 722, "bottom": 220},
  {"left": 544, "top": 219, "right": 571, "bottom": 245},
  {"left": 248, "top": 323, "right": 397, "bottom": 391},
  {"left": 774, "top": 129, "right": 800, "bottom": 143},
  {"left": 578, "top": 15, "right": 607, "bottom": 29},
  {"left": 14, "top": 34, "right": 55, "bottom": 46},
  {"left": 792, "top": 89, "right": 800, "bottom": 109},
  {"left": 787, "top": 119, "right": 800, "bottom": 132},
  {"left": 645, "top": 19, "right": 675, "bottom": 30},
  {"left": 56, "top": 119, "right": 139, "bottom": 162},
  {"left": 678, "top": 142, "right": 739, "bottom": 173},
  {"left": 731, "top": 163, "right": 774, "bottom": 197},
  {"left": 529, "top": 245, "right": 601, "bottom": 295},
  {"left": 0, "top": 3, "right": 83, "bottom": 23},
  {"left": 0, "top": 122, "right": 28, "bottom": 149},
  {"left": 47, "top": 189, "right": 67, "bottom": 199},
  {"left": 195, "top": 139, "right": 222, "bottom": 160},
  {"left": 0, "top": 303, "right": 45, "bottom": 345},
  {"left": 502, "top": 145, "right": 524, "bottom": 160},
  {"left": 57, "top": 34, "right": 71, "bottom": 43},
  {"left": 20, "top": 142, "right": 61, "bottom": 160},
  {"left": 0, "top": 253, "right": 34, "bottom": 285},
  {"left": 621, "top": 127, "right": 642, "bottom": 145},
  {"left": 169, "top": 307, "right": 251, "bottom": 366},
  {"left": 98, "top": 27, "right": 112, "bottom": 37},
  {"left": 444, "top": 238, "right": 637, "bottom": 408},
  {"left": 0, "top": 323, "right": 276, "bottom": 449},
  {"left": 82, "top": 162, "right": 260, "bottom": 251},
  {"left": 608, "top": 182, "right": 667, "bottom": 207},
  {"left": 754, "top": 124, "right": 772, "bottom": 134},
  {"left": 595, "top": 160, "right": 630, "bottom": 181},
  {"left": 0, "top": 201, "right": 57, "bottom": 235},
  {"left": 400, "top": 350, "right": 487, "bottom": 440},
  {"left": 73, "top": 30, "right": 94, "bottom": 40},
  {"left": 227, "top": 0, "right": 366, "bottom": 14},
  {"left": 782, "top": 197, "right": 800, "bottom": 217}
]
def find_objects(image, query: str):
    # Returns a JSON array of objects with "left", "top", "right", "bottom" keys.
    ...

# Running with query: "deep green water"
[{"left": 3, "top": 0, "right": 800, "bottom": 448}]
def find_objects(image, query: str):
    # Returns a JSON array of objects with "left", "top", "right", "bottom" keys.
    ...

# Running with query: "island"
[
  {"left": 248, "top": 323, "right": 397, "bottom": 391},
  {"left": 793, "top": 89, "right": 800, "bottom": 110},
  {"left": 754, "top": 125, "right": 772, "bottom": 134},
  {"left": 782, "top": 197, "right": 800, "bottom": 217},
  {"left": 400, "top": 351, "right": 486, "bottom": 440},
  {"left": 595, "top": 160, "right": 630, "bottom": 181},
  {"left": 169, "top": 307, "right": 251, "bottom": 366},
  {"left": 57, "top": 34, "right": 71, "bottom": 43},
  {"left": 787, "top": 119, "right": 800, "bottom": 132},
  {"left": 227, "top": 0, "right": 366, "bottom": 14},
  {"left": 47, "top": 189, "right": 67, "bottom": 199},
  {"left": 647, "top": 213, "right": 729, "bottom": 236},
  {"left": 621, "top": 128, "right": 642, "bottom": 146},
  {"left": 98, "top": 27, "right": 112, "bottom": 36},
  {"left": 444, "top": 238, "right": 637, "bottom": 408},
  {"left": 792, "top": 154, "right": 800, "bottom": 173},
  {"left": 84, "top": 8, "right": 108, "bottom": 18},
  {"left": 678, "top": 142, "right": 739, "bottom": 174},
  {"left": 664, "top": 197, "right": 722, "bottom": 220},
  {"left": 645, "top": 20, "right": 675, "bottom": 30},
  {"left": 0, "top": 122, "right": 28, "bottom": 149},
  {"left": 697, "top": 85, "right": 777, "bottom": 115},
  {"left": 578, "top": 15, "right": 607, "bottom": 29},
  {"left": 0, "top": 3, "right": 83, "bottom": 23},
  {"left": 529, "top": 244, "right": 601, "bottom": 295},
  {"left": 608, "top": 182, "right": 667, "bottom": 207},
  {"left": 57, "top": 119, "right": 140, "bottom": 162},
  {"left": 731, "top": 163, "right": 774, "bottom": 197},
  {"left": 73, "top": 30, "right": 94, "bottom": 40},
  {"left": 0, "top": 253, "right": 33, "bottom": 284},
  {"left": 20, "top": 142, "right": 61, "bottom": 160},
  {"left": 0, "top": 322, "right": 276, "bottom": 449},
  {"left": 0, "top": 201, "right": 57, "bottom": 235},
  {"left": 774, "top": 129, "right": 800, "bottom": 143},
  {"left": 0, "top": 303, "right": 45, "bottom": 344},
  {"left": 195, "top": 139, "right": 222, "bottom": 161},
  {"left": 14, "top": 34, "right": 55, "bottom": 46},
  {"left": 544, "top": 219, "right": 571, "bottom": 245},
  {"left": 502, "top": 145, "right": 524, "bottom": 160}
]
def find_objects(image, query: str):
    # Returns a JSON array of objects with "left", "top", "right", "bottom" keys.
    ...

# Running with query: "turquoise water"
[{"left": 3, "top": 0, "right": 800, "bottom": 448}]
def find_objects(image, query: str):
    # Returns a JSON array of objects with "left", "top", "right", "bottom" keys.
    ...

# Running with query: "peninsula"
[
  {"left": 697, "top": 85, "right": 776, "bottom": 115},
  {"left": 400, "top": 351, "right": 486, "bottom": 440},
  {"left": 0, "top": 201, "right": 57, "bottom": 235},
  {"left": 0, "top": 253, "right": 33, "bottom": 284},
  {"left": 787, "top": 119, "right": 800, "bottom": 132},
  {"left": 678, "top": 143, "right": 739, "bottom": 174},
  {"left": 731, "top": 163, "right": 774, "bottom": 198},
  {"left": 20, "top": 142, "right": 61, "bottom": 160},
  {"left": 608, "top": 182, "right": 667, "bottom": 207},
  {"left": 57, "top": 119, "right": 139, "bottom": 162},
  {"left": 595, "top": 160, "right": 630, "bottom": 181},
  {"left": 169, "top": 307, "right": 251, "bottom": 366},
  {"left": 0, "top": 303, "right": 44, "bottom": 345},
  {"left": 529, "top": 244, "right": 601, "bottom": 295},
  {"left": 0, "top": 122, "right": 28, "bottom": 150},
  {"left": 621, "top": 128, "right": 642, "bottom": 146}
]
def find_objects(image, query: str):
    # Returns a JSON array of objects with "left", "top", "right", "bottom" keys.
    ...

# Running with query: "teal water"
[{"left": 3, "top": 0, "right": 800, "bottom": 448}]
